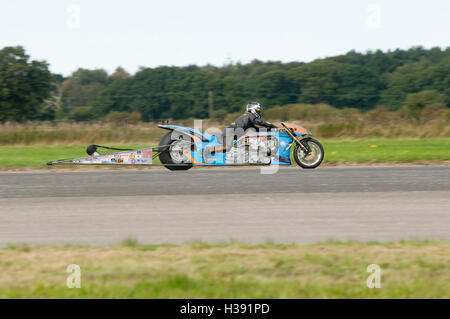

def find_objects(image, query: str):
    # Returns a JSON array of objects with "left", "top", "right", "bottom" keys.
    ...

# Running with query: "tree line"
[{"left": 0, "top": 45, "right": 449, "bottom": 122}]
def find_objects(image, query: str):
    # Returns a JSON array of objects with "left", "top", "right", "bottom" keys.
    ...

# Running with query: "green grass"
[
  {"left": 322, "top": 138, "right": 450, "bottom": 163},
  {"left": 0, "top": 138, "right": 448, "bottom": 169},
  {"left": 0, "top": 241, "right": 448, "bottom": 298}
]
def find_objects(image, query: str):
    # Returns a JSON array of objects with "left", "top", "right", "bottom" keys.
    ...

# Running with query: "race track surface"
[{"left": 0, "top": 166, "right": 449, "bottom": 246}]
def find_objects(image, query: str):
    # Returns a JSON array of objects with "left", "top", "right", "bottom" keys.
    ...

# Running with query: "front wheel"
[{"left": 293, "top": 138, "right": 324, "bottom": 169}]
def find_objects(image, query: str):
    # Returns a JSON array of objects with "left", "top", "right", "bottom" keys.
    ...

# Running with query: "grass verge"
[
  {"left": 1, "top": 121, "right": 449, "bottom": 145},
  {"left": 322, "top": 138, "right": 450, "bottom": 163},
  {"left": 0, "top": 138, "right": 449, "bottom": 169},
  {"left": 0, "top": 240, "right": 448, "bottom": 298}
]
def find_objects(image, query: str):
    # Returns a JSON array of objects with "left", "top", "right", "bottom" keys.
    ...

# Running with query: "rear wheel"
[
  {"left": 293, "top": 138, "right": 324, "bottom": 169},
  {"left": 158, "top": 132, "right": 193, "bottom": 171}
]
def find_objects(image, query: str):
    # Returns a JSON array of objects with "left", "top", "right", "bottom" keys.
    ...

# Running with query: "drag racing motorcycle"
[{"left": 47, "top": 122, "right": 324, "bottom": 171}]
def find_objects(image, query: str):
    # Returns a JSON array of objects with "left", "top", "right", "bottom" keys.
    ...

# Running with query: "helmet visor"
[{"left": 253, "top": 105, "right": 262, "bottom": 114}]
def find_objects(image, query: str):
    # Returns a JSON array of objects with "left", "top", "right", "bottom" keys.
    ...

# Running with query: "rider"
[
  {"left": 233, "top": 102, "right": 277, "bottom": 131},
  {"left": 205, "top": 102, "right": 277, "bottom": 157}
]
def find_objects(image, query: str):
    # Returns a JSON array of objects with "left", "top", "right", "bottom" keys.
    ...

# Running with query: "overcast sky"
[{"left": 1, "top": 0, "right": 449, "bottom": 76}]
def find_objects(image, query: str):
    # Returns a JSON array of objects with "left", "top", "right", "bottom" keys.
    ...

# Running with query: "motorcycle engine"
[{"left": 226, "top": 136, "right": 277, "bottom": 164}]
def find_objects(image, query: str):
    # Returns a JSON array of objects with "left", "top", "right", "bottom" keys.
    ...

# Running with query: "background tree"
[
  {"left": 109, "top": 67, "right": 130, "bottom": 81},
  {"left": 34, "top": 73, "right": 65, "bottom": 121},
  {"left": 0, "top": 46, "right": 52, "bottom": 122},
  {"left": 60, "top": 68, "right": 109, "bottom": 117},
  {"left": 402, "top": 90, "right": 445, "bottom": 122},
  {"left": 1, "top": 45, "right": 449, "bottom": 122}
]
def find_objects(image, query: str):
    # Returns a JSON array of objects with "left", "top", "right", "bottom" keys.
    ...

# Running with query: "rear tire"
[
  {"left": 158, "top": 132, "right": 193, "bottom": 171},
  {"left": 293, "top": 138, "right": 324, "bottom": 169}
]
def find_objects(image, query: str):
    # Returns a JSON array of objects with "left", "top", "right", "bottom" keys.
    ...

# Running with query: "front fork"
[{"left": 285, "top": 129, "right": 310, "bottom": 154}]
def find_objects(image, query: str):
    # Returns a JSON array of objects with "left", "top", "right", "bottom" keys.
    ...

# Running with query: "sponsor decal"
[
  {"left": 110, "top": 158, "right": 116, "bottom": 163},
  {"left": 130, "top": 154, "right": 135, "bottom": 159},
  {"left": 280, "top": 141, "right": 286, "bottom": 147},
  {"left": 142, "top": 150, "right": 152, "bottom": 158},
  {"left": 117, "top": 158, "right": 123, "bottom": 163},
  {"left": 131, "top": 159, "right": 136, "bottom": 164}
]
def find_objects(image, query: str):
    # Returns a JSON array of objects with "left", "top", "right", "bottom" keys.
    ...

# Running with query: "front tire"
[
  {"left": 158, "top": 132, "right": 193, "bottom": 171},
  {"left": 293, "top": 138, "right": 324, "bottom": 169}
]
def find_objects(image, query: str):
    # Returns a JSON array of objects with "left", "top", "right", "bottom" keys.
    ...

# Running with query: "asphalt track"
[{"left": 0, "top": 166, "right": 449, "bottom": 246}]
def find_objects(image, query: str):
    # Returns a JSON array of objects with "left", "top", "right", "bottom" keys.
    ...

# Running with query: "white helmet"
[{"left": 246, "top": 102, "right": 263, "bottom": 118}]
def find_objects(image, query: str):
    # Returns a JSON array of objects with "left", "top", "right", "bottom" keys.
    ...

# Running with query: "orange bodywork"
[
  {"left": 283, "top": 123, "right": 309, "bottom": 135},
  {"left": 183, "top": 150, "right": 208, "bottom": 165},
  {"left": 185, "top": 133, "right": 202, "bottom": 143}
]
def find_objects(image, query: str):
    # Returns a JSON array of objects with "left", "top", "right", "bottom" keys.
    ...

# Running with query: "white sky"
[{"left": 1, "top": 0, "right": 449, "bottom": 76}]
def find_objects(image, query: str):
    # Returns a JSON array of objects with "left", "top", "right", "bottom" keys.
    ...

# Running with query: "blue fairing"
[{"left": 158, "top": 124, "right": 214, "bottom": 142}]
